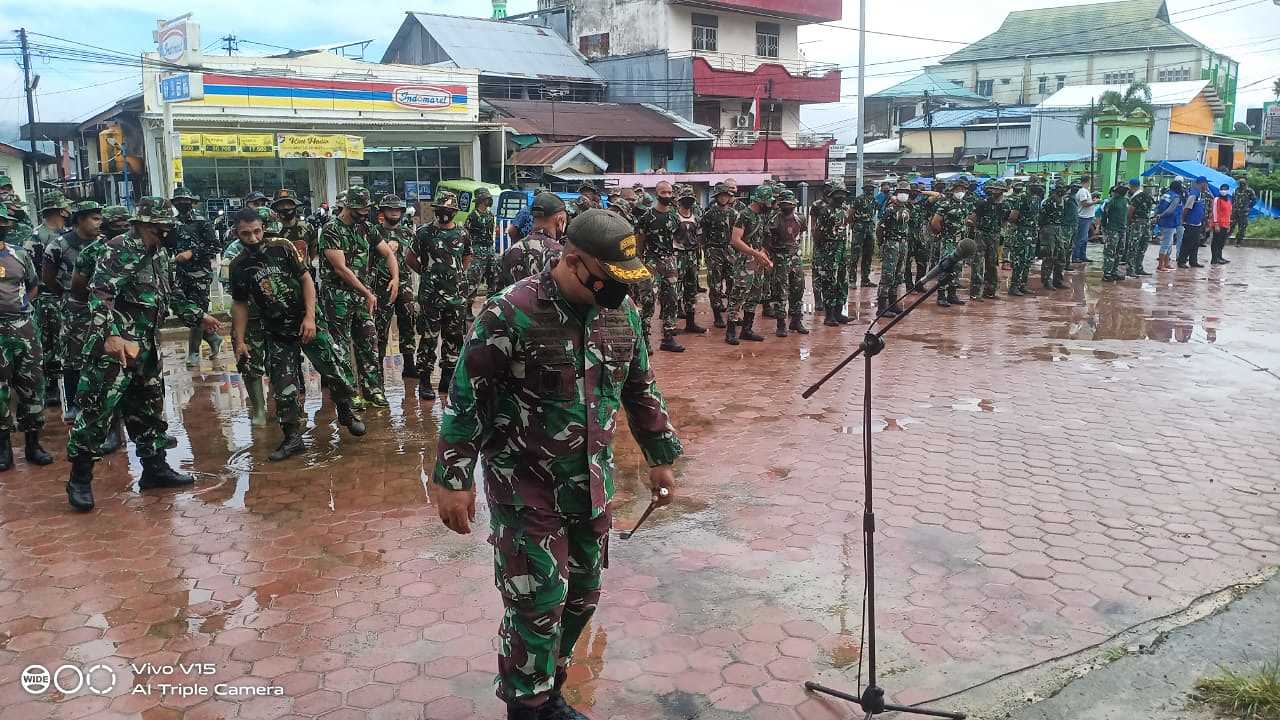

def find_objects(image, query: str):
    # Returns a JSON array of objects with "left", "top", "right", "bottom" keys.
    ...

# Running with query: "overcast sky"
[{"left": 1, "top": 0, "right": 1276, "bottom": 143}]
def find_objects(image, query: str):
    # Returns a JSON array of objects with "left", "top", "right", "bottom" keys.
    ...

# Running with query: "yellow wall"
[
  {"left": 1204, "top": 146, "right": 1218, "bottom": 169},
  {"left": 900, "top": 128, "right": 966, "bottom": 157},
  {"left": 1170, "top": 95, "right": 1215, "bottom": 135}
]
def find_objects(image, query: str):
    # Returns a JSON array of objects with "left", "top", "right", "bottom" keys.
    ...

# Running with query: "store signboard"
[
  {"left": 277, "top": 134, "right": 365, "bottom": 160},
  {"left": 181, "top": 132, "right": 274, "bottom": 158},
  {"left": 185, "top": 73, "right": 474, "bottom": 116},
  {"left": 153, "top": 15, "right": 202, "bottom": 68},
  {"left": 403, "top": 181, "right": 432, "bottom": 200},
  {"left": 1265, "top": 102, "right": 1280, "bottom": 143},
  {"left": 159, "top": 73, "right": 204, "bottom": 103}
]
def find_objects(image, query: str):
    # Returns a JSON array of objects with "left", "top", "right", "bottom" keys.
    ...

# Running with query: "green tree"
[
  {"left": 1273, "top": 77, "right": 1280, "bottom": 99},
  {"left": 1076, "top": 81, "right": 1156, "bottom": 137}
]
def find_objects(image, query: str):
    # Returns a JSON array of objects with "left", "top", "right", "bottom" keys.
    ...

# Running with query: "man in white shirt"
[{"left": 1072, "top": 177, "right": 1096, "bottom": 263}]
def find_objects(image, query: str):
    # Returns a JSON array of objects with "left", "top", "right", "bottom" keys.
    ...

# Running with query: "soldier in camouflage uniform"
[
  {"left": 673, "top": 186, "right": 707, "bottom": 337},
  {"left": 220, "top": 208, "right": 275, "bottom": 426},
  {"left": 767, "top": 189, "right": 808, "bottom": 337},
  {"left": 811, "top": 181, "right": 852, "bottom": 325},
  {"left": 724, "top": 187, "right": 776, "bottom": 345},
  {"left": 1229, "top": 177, "right": 1255, "bottom": 247},
  {"left": 632, "top": 182, "right": 654, "bottom": 213},
  {"left": 31, "top": 192, "right": 73, "bottom": 404},
  {"left": 65, "top": 197, "right": 223, "bottom": 512},
  {"left": 270, "top": 188, "right": 318, "bottom": 267},
  {"left": 171, "top": 185, "right": 226, "bottom": 370},
  {"left": 317, "top": 186, "right": 399, "bottom": 407},
  {"left": 431, "top": 209, "right": 682, "bottom": 720},
  {"left": 1126, "top": 178, "right": 1154, "bottom": 276},
  {"left": 969, "top": 181, "right": 1005, "bottom": 298},
  {"left": 2, "top": 192, "right": 35, "bottom": 262},
  {"left": 847, "top": 184, "right": 877, "bottom": 289},
  {"left": 408, "top": 192, "right": 471, "bottom": 401},
  {"left": 465, "top": 187, "right": 499, "bottom": 298},
  {"left": 929, "top": 180, "right": 970, "bottom": 307},
  {"left": 1059, "top": 181, "right": 1080, "bottom": 280},
  {"left": 0, "top": 204, "right": 55, "bottom": 471},
  {"left": 500, "top": 193, "right": 564, "bottom": 290},
  {"left": 700, "top": 183, "right": 736, "bottom": 329},
  {"left": 1038, "top": 184, "right": 1067, "bottom": 290},
  {"left": 876, "top": 183, "right": 914, "bottom": 317},
  {"left": 908, "top": 182, "right": 942, "bottom": 290},
  {"left": 634, "top": 181, "right": 685, "bottom": 353},
  {"left": 1101, "top": 183, "right": 1130, "bottom": 282},
  {"left": 373, "top": 194, "right": 419, "bottom": 376},
  {"left": 1004, "top": 182, "right": 1037, "bottom": 296},
  {"left": 214, "top": 191, "right": 268, "bottom": 247},
  {"left": 41, "top": 200, "right": 102, "bottom": 420},
  {"left": 227, "top": 208, "right": 366, "bottom": 462},
  {"left": 571, "top": 181, "right": 602, "bottom": 220}
]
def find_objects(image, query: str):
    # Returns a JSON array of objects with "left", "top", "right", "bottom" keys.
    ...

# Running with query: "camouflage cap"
[
  {"left": 712, "top": 182, "right": 732, "bottom": 197},
  {"left": 334, "top": 190, "right": 348, "bottom": 208},
  {"left": 41, "top": 192, "right": 72, "bottom": 212},
  {"left": 344, "top": 186, "right": 372, "bottom": 209},
  {"left": 895, "top": 181, "right": 912, "bottom": 192},
  {"left": 474, "top": 187, "right": 493, "bottom": 202},
  {"left": 777, "top": 189, "right": 798, "bottom": 205},
  {"left": 984, "top": 180, "right": 1006, "bottom": 192},
  {"left": 825, "top": 180, "right": 847, "bottom": 195},
  {"left": 270, "top": 188, "right": 300, "bottom": 207},
  {"left": 244, "top": 191, "right": 268, "bottom": 204},
  {"left": 256, "top": 207, "right": 283, "bottom": 236},
  {"left": 749, "top": 186, "right": 773, "bottom": 204},
  {"left": 432, "top": 191, "right": 458, "bottom": 210},
  {"left": 101, "top": 205, "right": 130, "bottom": 223},
  {"left": 0, "top": 175, "right": 12, "bottom": 188},
  {"left": 577, "top": 181, "right": 599, "bottom": 194},
  {"left": 70, "top": 200, "right": 103, "bottom": 216},
  {"left": 131, "top": 196, "right": 176, "bottom": 225},
  {"left": 677, "top": 185, "right": 696, "bottom": 200},
  {"left": 566, "top": 208, "right": 650, "bottom": 284},
  {"left": 378, "top": 193, "right": 407, "bottom": 209},
  {"left": 171, "top": 185, "right": 198, "bottom": 201}
]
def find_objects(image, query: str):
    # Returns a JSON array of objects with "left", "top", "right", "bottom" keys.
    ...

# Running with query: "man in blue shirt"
[
  {"left": 1176, "top": 176, "right": 1209, "bottom": 268},
  {"left": 1154, "top": 181, "right": 1183, "bottom": 272}
]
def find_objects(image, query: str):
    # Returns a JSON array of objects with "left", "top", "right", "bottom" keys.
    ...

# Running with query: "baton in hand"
[{"left": 620, "top": 488, "right": 669, "bottom": 539}]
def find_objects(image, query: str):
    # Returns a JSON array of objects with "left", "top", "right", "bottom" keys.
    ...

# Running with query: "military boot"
[
  {"left": 417, "top": 380, "right": 436, "bottom": 401},
  {"left": 739, "top": 313, "right": 765, "bottom": 342},
  {"left": 0, "top": 434, "right": 12, "bottom": 472},
  {"left": 823, "top": 305, "right": 842, "bottom": 326},
  {"left": 712, "top": 308, "right": 725, "bottom": 329},
  {"left": 937, "top": 293, "right": 951, "bottom": 307},
  {"left": 185, "top": 328, "right": 202, "bottom": 368},
  {"left": 45, "top": 377, "right": 61, "bottom": 407},
  {"left": 832, "top": 304, "right": 853, "bottom": 324},
  {"left": 684, "top": 313, "right": 707, "bottom": 335},
  {"left": 67, "top": 457, "right": 95, "bottom": 511},
  {"left": 775, "top": 316, "right": 788, "bottom": 338},
  {"left": 336, "top": 402, "right": 368, "bottom": 436},
  {"left": 789, "top": 316, "right": 809, "bottom": 335},
  {"left": 659, "top": 332, "right": 685, "bottom": 353},
  {"left": 268, "top": 425, "right": 305, "bottom": 462},
  {"left": 506, "top": 705, "right": 540, "bottom": 720},
  {"left": 539, "top": 669, "right": 590, "bottom": 720},
  {"left": 401, "top": 362, "right": 420, "bottom": 379},
  {"left": 245, "top": 376, "right": 268, "bottom": 427},
  {"left": 99, "top": 418, "right": 125, "bottom": 455},
  {"left": 724, "top": 321, "right": 740, "bottom": 345},
  {"left": 24, "top": 431, "right": 53, "bottom": 465},
  {"left": 948, "top": 290, "right": 966, "bottom": 306},
  {"left": 139, "top": 452, "right": 196, "bottom": 490},
  {"left": 61, "top": 373, "right": 78, "bottom": 423},
  {"left": 365, "top": 390, "right": 390, "bottom": 408},
  {"left": 438, "top": 367, "right": 454, "bottom": 395},
  {"left": 207, "top": 333, "right": 226, "bottom": 371}
]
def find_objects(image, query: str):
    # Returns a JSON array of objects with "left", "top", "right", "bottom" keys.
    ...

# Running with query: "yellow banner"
[
  {"left": 172, "top": 158, "right": 184, "bottom": 185},
  {"left": 276, "top": 133, "right": 365, "bottom": 159},
  {"left": 179, "top": 133, "right": 203, "bottom": 157},
  {"left": 345, "top": 135, "right": 364, "bottom": 160},
  {"left": 201, "top": 133, "right": 240, "bottom": 158},
  {"left": 238, "top": 133, "right": 275, "bottom": 157}
]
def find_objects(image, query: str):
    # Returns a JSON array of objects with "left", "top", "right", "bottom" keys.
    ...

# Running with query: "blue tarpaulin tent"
[{"left": 1142, "top": 160, "right": 1237, "bottom": 192}]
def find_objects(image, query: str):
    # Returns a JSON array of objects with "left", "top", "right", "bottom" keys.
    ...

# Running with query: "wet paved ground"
[{"left": 1, "top": 246, "right": 1278, "bottom": 720}]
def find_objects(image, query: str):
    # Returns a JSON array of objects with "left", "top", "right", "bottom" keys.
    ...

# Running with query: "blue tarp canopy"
[{"left": 1142, "top": 160, "right": 1237, "bottom": 192}]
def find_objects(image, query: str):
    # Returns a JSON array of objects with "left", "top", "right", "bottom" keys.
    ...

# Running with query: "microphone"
[{"left": 918, "top": 238, "right": 976, "bottom": 285}]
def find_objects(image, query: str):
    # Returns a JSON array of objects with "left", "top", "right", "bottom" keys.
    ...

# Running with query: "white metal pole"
[{"left": 855, "top": 0, "right": 866, "bottom": 189}]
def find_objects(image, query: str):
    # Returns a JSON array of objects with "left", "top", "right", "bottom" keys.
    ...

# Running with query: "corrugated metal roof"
[
  {"left": 940, "top": 0, "right": 1208, "bottom": 64},
  {"left": 869, "top": 72, "right": 988, "bottom": 101},
  {"left": 508, "top": 142, "right": 581, "bottom": 167},
  {"left": 408, "top": 13, "right": 603, "bottom": 83},
  {"left": 900, "top": 106, "right": 1031, "bottom": 130},
  {"left": 1036, "top": 80, "right": 1217, "bottom": 111},
  {"left": 1022, "top": 153, "right": 1090, "bottom": 163},
  {"left": 487, "top": 99, "right": 713, "bottom": 141}
]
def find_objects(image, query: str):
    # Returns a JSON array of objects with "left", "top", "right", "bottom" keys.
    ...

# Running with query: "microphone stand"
[{"left": 800, "top": 270, "right": 966, "bottom": 720}]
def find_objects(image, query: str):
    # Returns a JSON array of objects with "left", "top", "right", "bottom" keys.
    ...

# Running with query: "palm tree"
[
  {"left": 1076, "top": 81, "right": 1155, "bottom": 137},
  {"left": 1273, "top": 77, "right": 1280, "bottom": 100}
]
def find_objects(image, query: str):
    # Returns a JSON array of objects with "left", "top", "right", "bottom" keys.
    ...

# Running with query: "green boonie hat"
[
  {"left": 101, "top": 205, "right": 130, "bottom": 223},
  {"left": 378, "top": 193, "right": 407, "bottom": 209},
  {"left": 0, "top": 175, "right": 12, "bottom": 187},
  {"left": 0, "top": 204, "right": 12, "bottom": 222},
  {"left": 777, "top": 189, "right": 798, "bottom": 205},
  {"left": 896, "top": 181, "right": 912, "bottom": 191},
  {"left": 474, "top": 187, "right": 492, "bottom": 202},
  {"left": 71, "top": 200, "right": 103, "bottom": 215},
  {"left": 530, "top": 191, "right": 565, "bottom": 218},
  {"left": 577, "top": 181, "right": 598, "bottom": 194},
  {"left": 40, "top": 192, "right": 70, "bottom": 211},
  {"left": 825, "top": 180, "right": 846, "bottom": 195},
  {"left": 750, "top": 186, "right": 773, "bottom": 204},
  {"left": 677, "top": 186, "right": 695, "bottom": 200},
  {"left": 985, "top": 181, "right": 1006, "bottom": 192},
  {"left": 432, "top": 191, "right": 458, "bottom": 210},
  {"left": 172, "top": 186, "right": 198, "bottom": 201},
  {"left": 271, "top": 188, "right": 300, "bottom": 206},
  {"left": 344, "top": 186, "right": 372, "bottom": 209},
  {"left": 244, "top": 191, "right": 268, "bottom": 204},
  {"left": 712, "top": 182, "right": 731, "bottom": 196},
  {"left": 566, "top": 208, "right": 651, "bottom": 285},
  {"left": 132, "top": 196, "right": 176, "bottom": 225}
]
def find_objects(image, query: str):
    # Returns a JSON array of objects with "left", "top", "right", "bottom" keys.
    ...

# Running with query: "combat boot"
[
  {"left": 832, "top": 305, "right": 853, "bottom": 324},
  {"left": 438, "top": 367, "right": 454, "bottom": 395},
  {"left": 936, "top": 293, "right": 951, "bottom": 307},
  {"left": 684, "top": 313, "right": 707, "bottom": 335},
  {"left": 506, "top": 705, "right": 540, "bottom": 720},
  {"left": 24, "top": 431, "right": 53, "bottom": 465},
  {"left": 0, "top": 434, "right": 11, "bottom": 471},
  {"left": 948, "top": 290, "right": 966, "bottom": 306},
  {"left": 789, "top": 316, "right": 809, "bottom": 335},
  {"left": 336, "top": 402, "right": 368, "bottom": 436},
  {"left": 99, "top": 418, "right": 125, "bottom": 455},
  {"left": 775, "top": 316, "right": 788, "bottom": 338},
  {"left": 823, "top": 305, "right": 842, "bottom": 326},
  {"left": 712, "top": 308, "right": 725, "bottom": 329},
  {"left": 268, "top": 424, "right": 305, "bottom": 462},
  {"left": 139, "top": 452, "right": 196, "bottom": 490},
  {"left": 724, "top": 321, "right": 740, "bottom": 345},
  {"left": 185, "top": 328, "right": 202, "bottom": 368},
  {"left": 739, "top": 313, "right": 765, "bottom": 342},
  {"left": 245, "top": 376, "right": 268, "bottom": 427},
  {"left": 66, "top": 457, "right": 95, "bottom": 511},
  {"left": 417, "top": 381, "right": 436, "bottom": 401},
  {"left": 208, "top": 333, "right": 226, "bottom": 371},
  {"left": 539, "top": 669, "right": 590, "bottom": 720},
  {"left": 659, "top": 332, "right": 685, "bottom": 353},
  {"left": 365, "top": 391, "right": 390, "bottom": 408}
]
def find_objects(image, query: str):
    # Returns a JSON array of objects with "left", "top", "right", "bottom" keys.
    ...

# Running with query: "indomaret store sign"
[{"left": 180, "top": 73, "right": 472, "bottom": 114}]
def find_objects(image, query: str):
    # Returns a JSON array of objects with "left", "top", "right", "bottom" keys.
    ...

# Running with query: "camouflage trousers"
[
  {"left": 266, "top": 324, "right": 356, "bottom": 429},
  {"left": 640, "top": 253, "right": 681, "bottom": 335},
  {"left": 812, "top": 239, "right": 848, "bottom": 309},
  {"left": 33, "top": 293, "right": 62, "bottom": 381},
  {"left": 322, "top": 286, "right": 383, "bottom": 398},
  {"left": 677, "top": 249, "right": 700, "bottom": 317},
  {"left": 468, "top": 252, "right": 501, "bottom": 298},
  {"left": 975, "top": 233, "right": 1000, "bottom": 297},
  {"left": 61, "top": 299, "right": 94, "bottom": 380},
  {"left": 177, "top": 271, "right": 221, "bottom": 349},
  {"left": 768, "top": 247, "right": 805, "bottom": 319},
  {"left": 0, "top": 314, "right": 46, "bottom": 433},
  {"left": 490, "top": 504, "right": 610, "bottom": 703},
  {"left": 937, "top": 235, "right": 961, "bottom": 295},
  {"left": 416, "top": 302, "right": 466, "bottom": 376},
  {"left": 726, "top": 252, "right": 769, "bottom": 323},
  {"left": 877, "top": 239, "right": 906, "bottom": 308},
  {"left": 907, "top": 232, "right": 931, "bottom": 289},
  {"left": 375, "top": 285, "right": 417, "bottom": 363},
  {"left": 1102, "top": 228, "right": 1125, "bottom": 277},
  {"left": 1038, "top": 226, "right": 1063, "bottom": 288},
  {"left": 67, "top": 334, "right": 167, "bottom": 460},
  {"left": 238, "top": 317, "right": 267, "bottom": 379},
  {"left": 849, "top": 223, "right": 875, "bottom": 284},
  {"left": 704, "top": 245, "right": 734, "bottom": 314},
  {"left": 1127, "top": 220, "right": 1151, "bottom": 275},
  {"left": 1008, "top": 228, "right": 1035, "bottom": 292}
]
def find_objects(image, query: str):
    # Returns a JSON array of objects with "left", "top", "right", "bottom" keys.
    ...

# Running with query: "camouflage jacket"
[
  {"left": 228, "top": 238, "right": 310, "bottom": 341},
  {"left": 811, "top": 199, "right": 846, "bottom": 246},
  {"left": 973, "top": 197, "right": 1006, "bottom": 238},
  {"left": 31, "top": 223, "right": 63, "bottom": 271},
  {"left": 70, "top": 238, "right": 110, "bottom": 303},
  {"left": 933, "top": 197, "right": 969, "bottom": 241},
  {"left": 1039, "top": 197, "right": 1063, "bottom": 228},
  {"left": 466, "top": 209, "right": 498, "bottom": 258},
  {"left": 636, "top": 206, "right": 680, "bottom": 258},
  {"left": 673, "top": 210, "right": 701, "bottom": 252},
  {"left": 1006, "top": 193, "right": 1037, "bottom": 229},
  {"left": 175, "top": 211, "right": 222, "bottom": 266},
  {"left": 414, "top": 223, "right": 471, "bottom": 307},
  {"left": 908, "top": 199, "right": 930, "bottom": 235},
  {"left": 318, "top": 217, "right": 383, "bottom": 291},
  {"left": 878, "top": 202, "right": 913, "bottom": 245},
  {"left": 370, "top": 222, "right": 413, "bottom": 291},
  {"left": 433, "top": 270, "right": 683, "bottom": 515},
  {"left": 88, "top": 231, "right": 203, "bottom": 342},
  {"left": 734, "top": 205, "right": 767, "bottom": 250},
  {"left": 279, "top": 219, "right": 318, "bottom": 263},
  {"left": 768, "top": 210, "right": 804, "bottom": 253},
  {"left": 43, "top": 229, "right": 99, "bottom": 294},
  {"left": 499, "top": 228, "right": 562, "bottom": 288},
  {"left": 848, "top": 195, "right": 876, "bottom": 226},
  {"left": 1060, "top": 193, "right": 1079, "bottom": 229},
  {"left": 700, "top": 202, "right": 735, "bottom": 247},
  {"left": 1231, "top": 187, "right": 1255, "bottom": 219},
  {"left": 0, "top": 244, "right": 38, "bottom": 317},
  {"left": 1129, "top": 190, "right": 1154, "bottom": 223}
]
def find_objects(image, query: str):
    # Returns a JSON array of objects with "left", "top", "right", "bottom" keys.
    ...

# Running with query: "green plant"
[
  {"left": 1245, "top": 170, "right": 1280, "bottom": 195},
  {"left": 1076, "top": 81, "right": 1155, "bottom": 137},
  {"left": 1194, "top": 659, "right": 1280, "bottom": 720},
  {"left": 1101, "top": 646, "right": 1129, "bottom": 663},
  {"left": 1248, "top": 217, "right": 1280, "bottom": 240}
]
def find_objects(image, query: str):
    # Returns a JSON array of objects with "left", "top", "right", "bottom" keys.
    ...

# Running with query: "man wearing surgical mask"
[{"left": 431, "top": 208, "right": 682, "bottom": 720}]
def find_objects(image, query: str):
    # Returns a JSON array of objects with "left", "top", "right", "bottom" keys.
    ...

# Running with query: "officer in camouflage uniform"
[
  {"left": 811, "top": 181, "right": 852, "bottom": 325},
  {"left": 571, "top": 181, "right": 602, "bottom": 220},
  {"left": 632, "top": 182, "right": 654, "bottom": 212},
  {"left": 876, "top": 183, "right": 913, "bottom": 317},
  {"left": 220, "top": 208, "right": 275, "bottom": 426},
  {"left": 271, "top": 188, "right": 318, "bottom": 267},
  {"left": 1126, "top": 178, "right": 1154, "bottom": 276},
  {"left": 431, "top": 209, "right": 682, "bottom": 720},
  {"left": 318, "top": 186, "right": 399, "bottom": 408},
  {"left": 1059, "top": 181, "right": 1080, "bottom": 279},
  {"left": 373, "top": 194, "right": 419, "bottom": 376},
  {"left": 214, "top": 191, "right": 268, "bottom": 246},
  {"left": 466, "top": 187, "right": 499, "bottom": 298},
  {"left": 227, "top": 208, "right": 365, "bottom": 462},
  {"left": 501, "top": 193, "right": 564, "bottom": 290},
  {"left": 724, "top": 186, "right": 776, "bottom": 345},
  {"left": 0, "top": 204, "right": 54, "bottom": 471},
  {"left": 1230, "top": 176, "right": 1255, "bottom": 247},
  {"left": 634, "top": 181, "right": 684, "bottom": 353},
  {"left": 42, "top": 200, "right": 102, "bottom": 419},
  {"left": 968, "top": 181, "right": 1005, "bottom": 298},
  {"left": 1038, "top": 184, "right": 1067, "bottom": 290},
  {"left": 31, "top": 192, "right": 73, "bottom": 404},
  {"left": 1101, "top": 183, "right": 1130, "bottom": 282},
  {"left": 700, "top": 183, "right": 736, "bottom": 329},
  {"left": 929, "top": 180, "right": 970, "bottom": 307},
  {"left": 767, "top": 189, "right": 808, "bottom": 337},
  {"left": 673, "top": 186, "right": 707, "bottom": 337},
  {"left": 1004, "top": 182, "right": 1037, "bottom": 296},
  {"left": 65, "top": 197, "right": 223, "bottom": 512},
  {"left": 3, "top": 192, "right": 37, "bottom": 270},
  {"left": 171, "top": 185, "right": 226, "bottom": 370},
  {"left": 847, "top": 184, "right": 877, "bottom": 289},
  {"left": 408, "top": 192, "right": 471, "bottom": 401}
]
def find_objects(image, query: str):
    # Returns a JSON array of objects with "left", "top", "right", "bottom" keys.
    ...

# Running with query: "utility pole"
[
  {"left": 924, "top": 90, "right": 936, "bottom": 177},
  {"left": 762, "top": 80, "right": 774, "bottom": 174},
  {"left": 1089, "top": 100, "right": 1096, "bottom": 181},
  {"left": 854, "top": 0, "right": 866, "bottom": 190},
  {"left": 17, "top": 29, "right": 42, "bottom": 209},
  {"left": 220, "top": 34, "right": 239, "bottom": 56},
  {"left": 993, "top": 103, "right": 1002, "bottom": 176}
]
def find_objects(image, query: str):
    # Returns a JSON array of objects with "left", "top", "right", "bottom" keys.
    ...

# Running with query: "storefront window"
[
  {"left": 348, "top": 145, "right": 464, "bottom": 200},
  {"left": 179, "top": 156, "right": 311, "bottom": 205}
]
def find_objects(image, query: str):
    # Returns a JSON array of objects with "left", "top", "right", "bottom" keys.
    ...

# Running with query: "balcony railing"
[
  {"left": 670, "top": 0, "right": 842, "bottom": 23},
  {"left": 713, "top": 131, "right": 835, "bottom": 149},
  {"left": 672, "top": 50, "right": 839, "bottom": 78}
]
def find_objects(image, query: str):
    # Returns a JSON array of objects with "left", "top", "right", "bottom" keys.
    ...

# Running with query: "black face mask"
[
  {"left": 353, "top": 210, "right": 370, "bottom": 224},
  {"left": 277, "top": 208, "right": 297, "bottom": 220},
  {"left": 437, "top": 211, "right": 456, "bottom": 225},
  {"left": 575, "top": 261, "right": 629, "bottom": 309},
  {"left": 656, "top": 195, "right": 674, "bottom": 207}
]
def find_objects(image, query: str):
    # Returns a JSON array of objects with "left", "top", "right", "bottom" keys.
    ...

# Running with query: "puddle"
[{"left": 951, "top": 398, "right": 999, "bottom": 413}]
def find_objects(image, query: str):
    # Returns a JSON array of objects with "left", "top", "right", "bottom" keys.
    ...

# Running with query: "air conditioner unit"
[
  {"left": 734, "top": 114, "right": 751, "bottom": 129},
  {"left": 733, "top": 130, "right": 754, "bottom": 145}
]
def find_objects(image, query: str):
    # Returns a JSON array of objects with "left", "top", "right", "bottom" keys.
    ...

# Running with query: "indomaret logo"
[{"left": 393, "top": 86, "right": 456, "bottom": 110}]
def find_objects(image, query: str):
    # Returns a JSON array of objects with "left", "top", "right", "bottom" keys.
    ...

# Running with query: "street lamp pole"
[{"left": 855, "top": 0, "right": 866, "bottom": 190}]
